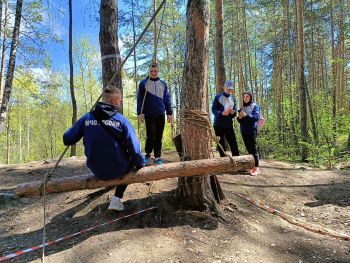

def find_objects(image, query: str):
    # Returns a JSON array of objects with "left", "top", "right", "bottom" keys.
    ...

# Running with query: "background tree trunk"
[
  {"left": 131, "top": 0, "right": 140, "bottom": 141},
  {"left": 330, "top": 0, "right": 337, "bottom": 144},
  {"left": 0, "top": 0, "right": 5, "bottom": 107},
  {"left": 0, "top": 0, "right": 23, "bottom": 132},
  {"left": 214, "top": 0, "right": 226, "bottom": 93},
  {"left": 296, "top": 0, "right": 308, "bottom": 161},
  {"left": 6, "top": 114, "right": 10, "bottom": 164},
  {"left": 177, "top": 0, "right": 222, "bottom": 214},
  {"left": 99, "top": 0, "right": 122, "bottom": 110},
  {"left": 153, "top": 0, "right": 157, "bottom": 62},
  {"left": 69, "top": 0, "right": 77, "bottom": 156}
]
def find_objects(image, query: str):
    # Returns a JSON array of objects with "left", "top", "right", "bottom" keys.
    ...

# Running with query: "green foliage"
[{"left": 1, "top": 0, "right": 349, "bottom": 169}]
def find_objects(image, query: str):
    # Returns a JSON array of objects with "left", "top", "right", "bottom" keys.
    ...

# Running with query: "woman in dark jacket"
[{"left": 237, "top": 92, "right": 260, "bottom": 176}]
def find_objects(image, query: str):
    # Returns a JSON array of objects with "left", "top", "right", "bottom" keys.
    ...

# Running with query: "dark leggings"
[
  {"left": 214, "top": 126, "right": 240, "bottom": 157},
  {"left": 145, "top": 115, "right": 165, "bottom": 158},
  {"left": 241, "top": 132, "right": 259, "bottom": 167},
  {"left": 114, "top": 185, "right": 127, "bottom": 198}
]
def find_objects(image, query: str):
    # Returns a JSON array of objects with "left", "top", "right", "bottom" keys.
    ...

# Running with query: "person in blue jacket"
[
  {"left": 212, "top": 80, "right": 239, "bottom": 157},
  {"left": 63, "top": 87, "right": 145, "bottom": 211},
  {"left": 137, "top": 63, "right": 173, "bottom": 165},
  {"left": 237, "top": 91, "right": 260, "bottom": 176}
]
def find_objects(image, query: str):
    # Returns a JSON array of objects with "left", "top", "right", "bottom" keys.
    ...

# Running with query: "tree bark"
[
  {"left": 306, "top": 81, "right": 317, "bottom": 144},
  {"left": 177, "top": 0, "right": 223, "bottom": 214},
  {"left": 0, "top": 0, "right": 2, "bottom": 79},
  {"left": 0, "top": 0, "right": 5, "bottom": 107},
  {"left": 242, "top": 2, "right": 253, "bottom": 93},
  {"left": 296, "top": 0, "right": 308, "bottom": 161},
  {"left": 69, "top": 0, "right": 77, "bottom": 156},
  {"left": 277, "top": 0, "right": 287, "bottom": 144},
  {"left": 153, "top": 0, "right": 157, "bottom": 62},
  {"left": 337, "top": 0, "right": 345, "bottom": 111},
  {"left": 26, "top": 108, "right": 30, "bottom": 158},
  {"left": 99, "top": 0, "right": 122, "bottom": 109},
  {"left": 236, "top": 0, "right": 245, "bottom": 96},
  {"left": 131, "top": 0, "right": 140, "bottom": 138},
  {"left": 0, "top": 0, "right": 23, "bottom": 132},
  {"left": 15, "top": 155, "right": 254, "bottom": 197},
  {"left": 214, "top": 0, "right": 226, "bottom": 93},
  {"left": 330, "top": 0, "right": 337, "bottom": 144},
  {"left": 19, "top": 113, "right": 22, "bottom": 162},
  {"left": 309, "top": 0, "right": 318, "bottom": 144},
  {"left": 6, "top": 113, "right": 10, "bottom": 164}
]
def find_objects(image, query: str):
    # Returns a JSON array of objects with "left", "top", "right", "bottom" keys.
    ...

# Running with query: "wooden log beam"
[{"left": 15, "top": 155, "right": 254, "bottom": 197}]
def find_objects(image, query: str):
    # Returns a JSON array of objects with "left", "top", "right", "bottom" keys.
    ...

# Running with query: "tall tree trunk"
[
  {"left": 337, "top": 0, "right": 345, "bottom": 111},
  {"left": 153, "top": 0, "right": 157, "bottom": 62},
  {"left": 330, "top": 0, "right": 337, "bottom": 144},
  {"left": 165, "top": 43, "right": 175, "bottom": 139},
  {"left": 177, "top": 0, "right": 222, "bottom": 214},
  {"left": 0, "top": 0, "right": 2, "bottom": 94},
  {"left": 99, "top": 0, "right": 122, "bottom": 109},
  {"left": 243, "top": 2, "right": 253, "bottom": 93},
  {"left": 306, "top": 81, "right": 317, "bottom": 144},
  {"left": 307, "top": 0, "right": 318, "bottom": 145},
  {"left": 253, "top": 47, "right": 258, "bottom": 99},
  {"left": 0, "top": 0, "right": 5, "bottom": 107},
  {"left": 0, "top": 0, "right": 23, "bottom": 132},
  {"left": 214, "top": 0, "right": 226, "bottom": 93},
  {"left": 26, "top": 108, "right": 30, "bottom": 158},
  {"left": 277, "top": 0, "right": 287, "bottom": 144},
  {"left": 69, "top": 0, "right": 77, "bottom": 156},
  {"left": 231, "top": 4, "right": 237, "bottom": 96},
  {"left": 131, "top": 0, "right": 140, "bottom": 139},
  {"left": 296, "top": 0, "right": 308, "bottom": 161},
  {"left": 235, "top": 0, "right": 244, "bottom": 99},
  {"left": 19, "top": 113, "right": 22, "bottom": 163},
  {"left": 309, "top": 0, "right": 318, "bottom": 144},
  {"left": 81, "top": 70, "right": 88, "bottom": 112},
  {"left": 6, "top": 113, "right": 10, "bottom": 164}
]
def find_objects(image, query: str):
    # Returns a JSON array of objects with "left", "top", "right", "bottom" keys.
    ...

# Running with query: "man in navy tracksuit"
[
  {"left": 63, "top": 87, "right": 145, "bottom": 211},
  {"left": 237, "top": 91, "right": 260, "bottom": 176},
  {"left": 137, "top": 63, "right": 173, "bottom": 165},
  {"left": 211, "top": 80, "right": 240, "bottom": 157}
]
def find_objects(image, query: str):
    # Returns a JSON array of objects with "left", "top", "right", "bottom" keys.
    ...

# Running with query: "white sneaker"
[{"left": 108, "top": 196, "right": 124, "bottom": 211}]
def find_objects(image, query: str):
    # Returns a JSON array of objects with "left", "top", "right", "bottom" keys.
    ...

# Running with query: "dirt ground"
[{"left": 0, "top": 151, "right": 349, "bottom": 263}]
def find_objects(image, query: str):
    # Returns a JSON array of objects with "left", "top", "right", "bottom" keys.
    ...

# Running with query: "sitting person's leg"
[{"left": 108, "top": 184, "right": 128, "bottom": 211}]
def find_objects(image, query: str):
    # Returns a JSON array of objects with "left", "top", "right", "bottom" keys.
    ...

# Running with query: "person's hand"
[
  {"left": 222, "top": 110, "right": 229, "bottom": 116},
  {"left": 167, "top": 115, "right": 173, "bottom": 124},
  {"left": 138, "top": 114, "right": 145, "bottom": 123},
  {"left": 229, "top": 108, "right": 235, "bottom": 115},
  {"left": 239, "top": 111, "right": 246, "bottom": 118}
]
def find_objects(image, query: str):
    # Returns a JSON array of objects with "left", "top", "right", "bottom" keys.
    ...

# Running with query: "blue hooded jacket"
[
  {"left": 63, "top": 102, "right": 145, "bottom": 180},
  {"left": 137, "top": 77, "right": 173, "bottom": 116},
  {"left": 237, "top": 92, "right": 260, "bottom": 134},
  {"left": 212, "top": 92, "right": 237, "bottom": 128}
]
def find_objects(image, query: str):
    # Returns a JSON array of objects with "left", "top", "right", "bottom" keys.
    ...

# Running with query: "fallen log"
[{"left": 15, "top": 155, "right": 254, "bottom": 197}]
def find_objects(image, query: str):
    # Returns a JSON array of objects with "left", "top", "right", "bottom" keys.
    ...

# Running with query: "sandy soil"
[{"left": 0, "top": 151, "right": 349, "bottom": 263}]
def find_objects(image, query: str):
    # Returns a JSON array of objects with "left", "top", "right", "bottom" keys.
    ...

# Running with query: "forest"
[
  {"left": 0, "top": 0, "right": 349, "bottom": 167},
  {"left": 0, "top": 1, "right": 349, "bottom": 262}
]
